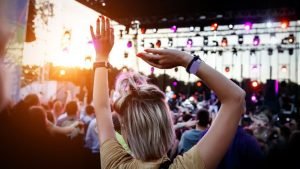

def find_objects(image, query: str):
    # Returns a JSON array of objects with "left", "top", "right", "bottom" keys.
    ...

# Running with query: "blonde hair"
[{"left": 113, "top": 72, "right": 174, "bottom": 161}]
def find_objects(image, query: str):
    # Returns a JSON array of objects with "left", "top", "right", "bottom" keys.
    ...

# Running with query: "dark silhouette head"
[
  {"left": 65, "top": 101, "right": 78, "bottom": 117},
  {"left": 196, "top": 109, "right": 210, "bottom": 127}
]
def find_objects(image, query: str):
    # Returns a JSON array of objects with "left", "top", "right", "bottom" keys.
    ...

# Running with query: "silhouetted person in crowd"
[
  {"left": 57, "top": 101, "right": 79, "bottom": 127},
  {"left": 178, "top": 109, "right": 210, "bottom": 154},
  {"left": 81, "top": 104, "right": 95, "bottom": 126}
]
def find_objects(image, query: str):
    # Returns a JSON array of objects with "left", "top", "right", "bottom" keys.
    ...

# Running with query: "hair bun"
[
  {"left": 114, "top": 72, "right": 166, "bottom": 114},
  {"left": 113, "top": 84, "right": 165, "bottom": 114}
]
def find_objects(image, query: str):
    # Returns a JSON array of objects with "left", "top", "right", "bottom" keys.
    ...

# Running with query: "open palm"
[{"left": 90, "top": 16, "right": 114, "bottom": 60}]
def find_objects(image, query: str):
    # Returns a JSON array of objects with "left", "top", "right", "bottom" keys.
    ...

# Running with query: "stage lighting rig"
[
  {"left": 244, "top": 22, "right": 253, "bottom": 31},
  {"left": 287, "top": 34, "right": 295, "bottom": 44},
  {"left": 253, "top": 36, "right": 260, "bottom": 46},
  {"left": 211, "top": 23, "right": 218, "bottom": 31},
  {"left": 203, "top": 36, "right": 208, "bottom": 46},
  {"left": 221, "top": 37, "right": 228, "bottom": 47},
  {"left": 186, "top": 39, "right": 193, "bottom": 48},
  {"left": 238, "top": 35, "right": 243, "bottom": 45}
]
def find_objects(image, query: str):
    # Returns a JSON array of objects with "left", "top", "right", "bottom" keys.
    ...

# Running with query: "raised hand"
[
  {"left": 137, "top": 49, "right": 193, "bottom": 69},
  {"left": 90, "top": 16, "right": 114, "bottom": 61}
]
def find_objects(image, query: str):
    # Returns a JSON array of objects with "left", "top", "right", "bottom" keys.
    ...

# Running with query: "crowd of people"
[
  {"left": 0, "top": 76, "right": 299, "bottom": 168},
  {"left": 0, "top": 13, "right": 300, "bottom": 169}
]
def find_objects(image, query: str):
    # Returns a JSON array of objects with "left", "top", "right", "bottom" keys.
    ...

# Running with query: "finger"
[
  {"left": 90, "top": 25, "right": 95, "bottom": 40},
  {"left": 96, "top": 17, "right": 100, "bottom": 36},
  {"left": 110, "top": 28, "right": 114, "bottom": 45},
  {"left": 144, "top": 48, "right": 166, "bottom": 55},
  {"left": 142, "top": 59, "right": 162, "bottom": 69},
  {"left": 105, "top": 18, "right": 110, "bottom": 38},
  {"left": 136, "top": 52, "right": 161, "bottom": 60},
  {"left": 101, "top": 16, "right": 105, "bottom": 37}
]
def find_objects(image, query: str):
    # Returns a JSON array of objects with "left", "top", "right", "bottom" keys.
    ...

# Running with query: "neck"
[{"left": 195, "top": 125, "right": 207, "bottom": 131}]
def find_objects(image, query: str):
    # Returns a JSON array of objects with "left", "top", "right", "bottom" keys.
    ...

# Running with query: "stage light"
[
  {"left": 124, "top": 52, "right": 128, "bottom": 58},
  {"left": 288, "top": 48, "right": 294, "bottom": 55},
  {"left": 238, "top": 35, "right": 243, "bottom": 45},
  {"left": 150, "top": 67, "right": 155, "bottom": 74},
  {"left": 168, "top": 38, "right": 173, "bottom": 47},
  {"left": 186, "top": 38, "right": 193, "bottom": 48},
  {"left": 141, "top": 28, "right": 146, "bottom": 34},
  {"left": 281, "top": 65, "right": 287, "bottom": 73},
  {"left": 196, "top": 81, "right": 202, "bottom": 87},
  {"left": 152, "top": 28, "right": 158, "bottom": 33},
  {"left": 216, "top": 14, "right": 223, "bottom": 18},
  {"left": 149, "top": 43, "right": 155, "bottom": 48},
  {"left": 171, "top": 25, "right": 177, "bottom": 33},
  {"left": 119, "top": 30, "right": 123, "bottom": 38},
  {"left": 125, "top": 26, "right": 130, "bottom": 34},
  {"left": 232, "top": 47, "right": 238, "bottom": 55},
  {"left": 280, "top": 20, "right": 289, "bottom": 29},
  {"left": 225, "top": 66, "right": 230, "bottom": 73},
  {"left": 228, "top": 24, "right": 234, "bottom": 29},
  {"left": 212, "top": 40, "right": 219, "bottom": 46},
  {"left": 251, "top": 95, "right": 258, "bottom": 103},
  {"left": 178, "top": 16, "right": 184, "bottom": 21},
  {"left": 253, "top": 36, "right": 260, "bottom": 46},
  {"left": 251, "top": 81, "right": 258, "bottom": 88},
  {"left": 218, "top": 50, "right": 223, "bottom": 56},
  {"left": 250, "top": 49, "right": 256, "bottom": 55},
  {"left": 287, "top": 34, "right": 295, "bottom": 44},
  {"left": 60, "top": 70, "right": 66, "bottom": 76},
  {"left": 244, "top": 22, "right": 253, "bottom": 31},
  {"left": 277, "top": 45, "right": 284, "bottom": 53},
  {"left": 172, "top": 81, "right": 178, "bottom": 87},
  {"left": 211, "top": 23, "right": 218, "bottom": 31},
  {"left": 199, "top": 15, "right": 206, "bottom": 20},
  {"left": 203, "top": 36, "right": 208, "bottom": 46},
  {"left": 141, "top": 39, "right": 145, "bottom": 47},
  {"left": 101, "top": 2, "right": 106, "bottom": 6},
  {"left": 155, "top": 40, "right": 161, "bottom": 48},
  {"left": 268, "top": 48, "right": 273, "bottom": 56},
  {"left": 127, "top": 41, "right": 132, "bottom": 48},
  {"left": 161, "top": 17, "right": 168, "bottom": 22},
  {"left": 189, "top": 26, "right": 195, "bottom": 32},
  {"left": 266, "top": 21, "right": 273, "bottom": 28},
  {"left": 221, "top": 37, "right": 228, "bottom": 47}
]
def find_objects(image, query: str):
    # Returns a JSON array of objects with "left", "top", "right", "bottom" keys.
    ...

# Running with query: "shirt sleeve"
[
  {"left": 170, "top": 144, "right": 205, "bottom": 169},
  {"left": 100, "top": 138, "right": 134, "bottom": 169}
]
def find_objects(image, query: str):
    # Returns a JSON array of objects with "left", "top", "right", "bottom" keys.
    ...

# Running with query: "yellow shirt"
[{"left": 100, "top": 138, "right": 205, "bottom": 169}]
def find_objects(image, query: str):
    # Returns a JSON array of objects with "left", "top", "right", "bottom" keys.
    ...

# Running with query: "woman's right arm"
[{"left": 137, "top": 49, "right": 245, "bottom": 169}]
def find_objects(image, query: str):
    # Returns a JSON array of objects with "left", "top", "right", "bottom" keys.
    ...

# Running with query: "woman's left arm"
[{"left": 90, "top": 16, "right": 115, "bottom": 145}]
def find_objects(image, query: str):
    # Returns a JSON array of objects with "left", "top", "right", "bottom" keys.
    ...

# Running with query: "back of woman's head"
[
  {"left": 115, "top": 71, "right": 148, "bottom": 96},
  {"left": 113, "top": 72, "right": 174, "bottom": 161},
  {"left": 28, "top": 106, "right": 47, "bottom": 130},
  {"left": 24, "top": 94, "right": 40, "bottom": 108}
]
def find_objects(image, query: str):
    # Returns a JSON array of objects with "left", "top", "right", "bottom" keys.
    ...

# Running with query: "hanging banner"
[{"left": 1, "top": 0, "right": 29, "bottom": 102}]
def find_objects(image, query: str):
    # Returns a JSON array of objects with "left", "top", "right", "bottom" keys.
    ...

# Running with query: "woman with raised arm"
[{"left": 91, "top": 16, "right": 245, "bottom": 169}]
